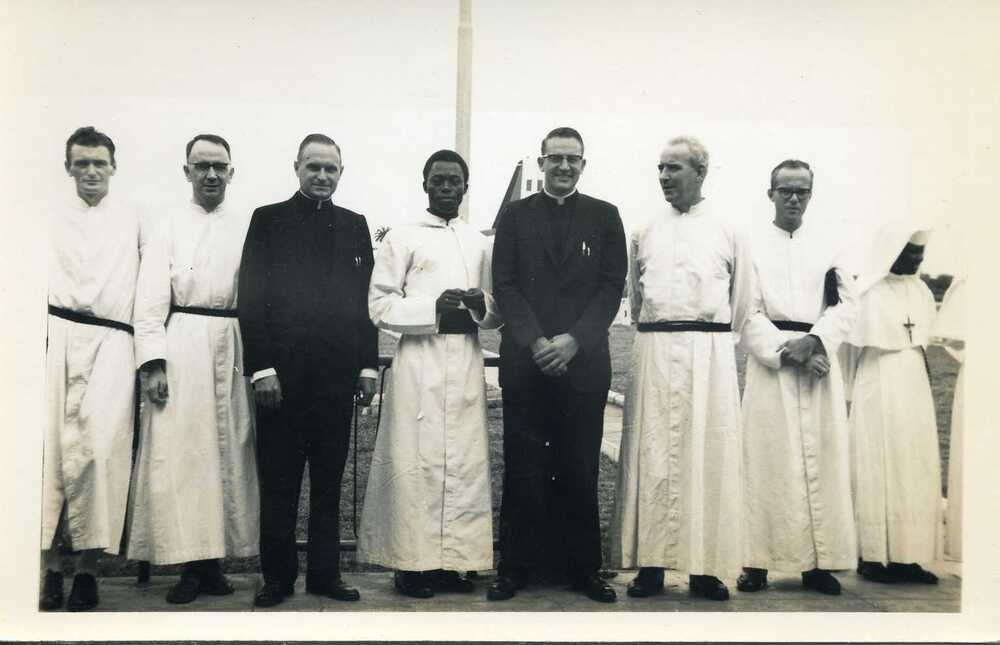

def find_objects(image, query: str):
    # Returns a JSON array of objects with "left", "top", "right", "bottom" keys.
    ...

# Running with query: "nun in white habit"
[{"left": 845, "top": 223, "right": 941, "bottom": 584}]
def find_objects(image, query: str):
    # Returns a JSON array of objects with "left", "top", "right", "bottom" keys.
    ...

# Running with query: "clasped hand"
[
  {"left": 436, "top": 287, "right": 486, "bottom": 316},
  {"left": 143, "top": 364, "right": 169, "bottom": 405},
  {"left": 532, "top": 334, "right": 579, "bottom": 377},
  {"left": 779, "top": 335, "right": 829, "bottom": 378}
]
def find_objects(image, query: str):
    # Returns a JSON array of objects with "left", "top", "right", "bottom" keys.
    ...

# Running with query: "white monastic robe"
[
  {"left": 740, "top": 220, "right": 858, "bottom": 572},
  {"left": 612, "top": 200, "right": 752, "bottom": 579},
  {"left": 848, "top": 270, "right": 940, "bottom": 565},
  {"left": 43, "top": 195, "right": 140, "bottom": 552},
  {"left": 126, "top": 200, "right": 258, "bottom": 564},
  {"left": 358, "top": 212, "right": 501, "bottom": 571},
  {"left": 932, "top": 277, "right": 965, "bottom": 561}
]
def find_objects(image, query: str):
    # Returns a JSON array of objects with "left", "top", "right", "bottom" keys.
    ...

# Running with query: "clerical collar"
[
  {"left": 294, "top": 190, "right": 334, "bottom": 211},
  {"left": 542, "top": 188, "right": 578, "bottom": 206}
]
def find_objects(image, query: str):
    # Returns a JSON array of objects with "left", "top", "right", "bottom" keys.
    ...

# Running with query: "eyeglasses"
[
  {"left": 541, "top": 154, "right": 583, "bottom": 166},
  {"left": 188, "top": 162, "right": 230, "bottom": 173},
  {"left": 775, "top": 187, "right": 811, "bottom": 199}
]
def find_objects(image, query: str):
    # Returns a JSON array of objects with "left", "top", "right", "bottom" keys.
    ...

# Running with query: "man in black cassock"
[
  {"left": 489, "top": 127, "right": 627, "bottom": 603},
  {"left": 238, "top": 133, "right": 378, "bottom": 607}
]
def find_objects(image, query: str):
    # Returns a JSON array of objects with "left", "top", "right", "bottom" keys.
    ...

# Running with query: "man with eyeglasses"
[
  {"left": 41, "top": 127, "right": 140, "bottom": 611},
  {"left": 736, "top": 160, "right": 859, "bottom": 596},
  {"left": 612, "top": 136, "right": 753, "bottom": 602},
  {"left": 358, "top": 150, "right": 501, "bottom": 599},
  {"left": 126, "top": 134, "right": 259, "bottom": 605},
  {"left": 490, "top": 127, "right": 627, "bottom": 603},
  {"left": 238, "top": 133, "right": 378, "bottom": 607}
]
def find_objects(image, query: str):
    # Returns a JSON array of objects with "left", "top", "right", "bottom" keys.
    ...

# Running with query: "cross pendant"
[{"left": 903, "top": 316, "right": 915, "bottom": 343}]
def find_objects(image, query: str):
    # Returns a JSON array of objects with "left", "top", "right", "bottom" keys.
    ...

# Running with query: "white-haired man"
[{"left": 612, "top": 136, "right": 753, "bottom": 601}]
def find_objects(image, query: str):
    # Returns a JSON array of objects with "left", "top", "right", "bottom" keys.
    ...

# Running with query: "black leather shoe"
[
  {"left": 326, "top": 578, "right": 361, "bottom": 601},
  {"left": 198, "top": 561, "right": 235, "bottom": 596},
  {"left": 857, "top": 560, "right": 897, "bottom": 584},
  {"left": 801, "top": 568, "right": 841, "bottom": 595},
  {"left": 689, "top": 575, "right": 730, "bottom": 601},
  {"left": 39, "top": 570, "right": 64, "bottom": 610},
  {"left": 736, "top": 567, "right": 768, "bottom": 592},
  {"left": 166, "top": 573, "right": 202, "bottom": 604},
  {"left": 394, "top": 571, "right": 433, "bottom": 599},
  {"left": 433, "top": 570, "right": 475, "bottom": 593},
  {"left": 626, "top": 568, "right": 664, "bottom": 598},
  {"left": 66, "top": 573, "right": 99, "bottom": 612},
  {"left": 486, "top": 575, "right": 522, "bottom": 601},
  {"left": 887, "top": 562, "right": 939, "bottom": 584},
  {"left": 573, "top": 573, "right": 617, "bottom": 603},
  {"left": 253, "top": 581, "right": 290, "bottom": 608}
]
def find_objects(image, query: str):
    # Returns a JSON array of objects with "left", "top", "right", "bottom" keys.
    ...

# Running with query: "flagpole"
[{"left": 456, "top": 0, "right": 472, "bottom": 221}]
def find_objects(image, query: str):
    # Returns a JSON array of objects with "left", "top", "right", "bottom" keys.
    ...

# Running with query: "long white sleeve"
[
  {"left": 133, "top": 218, "right": 171, "bottom": 367},
  {"left": 368, "top": 230, "right": 438, "bottom": 335}
]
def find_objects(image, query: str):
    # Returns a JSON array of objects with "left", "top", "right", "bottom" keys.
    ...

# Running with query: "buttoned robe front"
[
  {"left": 43, "top": 195, "right": 140, "bottom": 552},
  {"left": 740, "top": 221, "right": 858, "bottom": 572},
  {"left": 848, "top": 274, "right": 940, "bottom": 565},
  {"left": 126, "top": 201, "right": 259, "bottom": 564},
  {"left": 612, "top": 201, "right": 752, "bottom": 580},
  {"left": 358, "top": 213, "right": 501, "bottom": 571}
]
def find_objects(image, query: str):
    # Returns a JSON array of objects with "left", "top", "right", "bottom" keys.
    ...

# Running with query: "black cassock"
[
  {"left": 238, "top": 191, "right": 378, "bottom": 587},
  {"left": 491, "top": 190, "right": 627, "bottom": 581}
]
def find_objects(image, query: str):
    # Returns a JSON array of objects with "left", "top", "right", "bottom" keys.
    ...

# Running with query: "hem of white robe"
[
  {"left": 126, "top": 546, "right": 259, "bottom": 566},
  {"left": 613, "top": 557, "right": 740, "bottom": 580},
  {"left": 55, "top": 541, "right": 122, "bottom": 555},
  {"left": 743, "top": 557, "right": 857, "bottom": 573},
  {"left": 356, "top": 553, "right": 493, "bottom": 572}
]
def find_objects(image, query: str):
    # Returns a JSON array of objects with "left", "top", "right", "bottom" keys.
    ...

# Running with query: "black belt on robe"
[
  {"left": 438, "top": 309, "right": 479, "bottom": 335},
  {"left": 771, "top": 320, "right": 813, "bottom": 332},
  {"left": 48, "top": 305, "right": 134, "bottom": 335},
  {"left": 637, "top": 320, "right": 731, "bottom": 333},
  {"left": 169, "top": 304, "right": 239, "bottom": 318}
]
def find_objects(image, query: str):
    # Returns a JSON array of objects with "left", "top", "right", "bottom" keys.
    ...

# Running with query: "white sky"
[
  {"left": 2, "top": 1, "right": 999, "bottom": 639},
  {"left": 4, "top": 0, "right": 995, "bottom": 275}
]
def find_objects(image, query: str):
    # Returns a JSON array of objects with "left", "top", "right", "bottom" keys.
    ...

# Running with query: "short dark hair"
[
  {"left": 65, "top": 126, "right": 116, "bottom": 166},
  {"left": 422, "top": 149, "right": 469, "bottom": 184},
  {"left": 770, "top": 159, "right": 813, "bottom": 190},
  {"left": 185, "top": 133, "right": 231, "bottom": 160},
  {"left": 541, "top": 127, "right": 584, "bottom": 156},
  {"left": 297, "top": 133, "right": 342, "bottom": 160}
]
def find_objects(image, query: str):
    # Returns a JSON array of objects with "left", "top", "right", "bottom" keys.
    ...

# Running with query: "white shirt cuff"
[
  {"left": 359, "top": 368, "right": 379, "bottom": 380},
  {"left": 251, "top": 367, "right": 277, "bottom": 383}
]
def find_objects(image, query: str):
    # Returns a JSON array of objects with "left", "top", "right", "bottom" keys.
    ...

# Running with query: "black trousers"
[
  {"left": 497, "top": 375, "right": 607, "bottom": 580},
  {"left": 255, "top": 375, "right": 353, "bottom": 587}
]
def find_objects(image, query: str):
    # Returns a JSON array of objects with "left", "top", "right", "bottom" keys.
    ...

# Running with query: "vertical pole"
[{"left": 456, "top": 0, "right": 473, "bottom": 221}]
